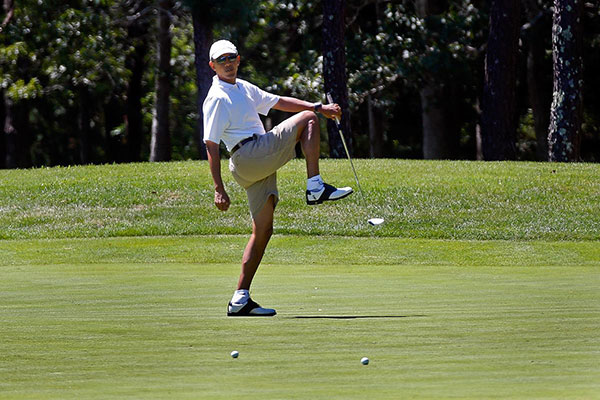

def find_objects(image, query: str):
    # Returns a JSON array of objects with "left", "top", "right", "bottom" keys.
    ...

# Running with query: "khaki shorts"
[{"left": 229, "top": 117, "right": 299, "bottom": 219}]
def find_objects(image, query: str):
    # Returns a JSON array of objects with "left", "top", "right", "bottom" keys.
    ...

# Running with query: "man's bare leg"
[
  {"left": 237, "top": 194, "right": 275, "bottom": 290},
  {"left": 288, "top": 110, "right": 320, "bottom": 178},
  {"left": 288, "top": 111, "right": 354, "bottom": 205},
  {"left": 228, "top": 195, "right": 277, "bottom": 316}
]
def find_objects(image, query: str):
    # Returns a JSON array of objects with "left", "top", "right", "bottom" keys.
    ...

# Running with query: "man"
[{"left": 203, "top": 40, "right": 353, "bottom": 317}]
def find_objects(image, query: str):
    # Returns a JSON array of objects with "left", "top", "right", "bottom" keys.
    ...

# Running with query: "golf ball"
[
  {"left": 361, "top": 357, "right": 369, "bottom": 365},
  {"left": 231, "top": 350, "right": 239, "bottom": 358}
]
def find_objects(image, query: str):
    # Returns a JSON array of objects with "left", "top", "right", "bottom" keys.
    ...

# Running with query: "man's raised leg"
[
  {"left": 290, "top": 111, "right": 353, "bottom": 205},
  {"left": 294, "top": 111, "right": 321, "bottom": 179}
]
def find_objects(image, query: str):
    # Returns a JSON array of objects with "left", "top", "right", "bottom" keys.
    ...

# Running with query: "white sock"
[
  {"left": 231, "top": 289, "right": 249, "bottom": 305},
  {"left": 307, "top": 174, "right": 324, "bottom": 192}
]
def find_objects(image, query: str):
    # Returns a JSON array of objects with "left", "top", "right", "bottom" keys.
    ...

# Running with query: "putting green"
[{"left": 1, "top": 260, "right": 598, "bottom": 399}]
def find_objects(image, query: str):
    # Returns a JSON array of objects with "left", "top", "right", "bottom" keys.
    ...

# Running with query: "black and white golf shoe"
[
  {"left": 227, "top": 298, "right": 276, "bottom": 317},
  {"left": 306, "top": 183, "right": 353, "bottom": 205}
]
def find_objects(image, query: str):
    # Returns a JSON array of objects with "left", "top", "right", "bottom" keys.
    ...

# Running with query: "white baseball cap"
[{"left": 209, "top": 40, "right": 238, "bottom": 60}]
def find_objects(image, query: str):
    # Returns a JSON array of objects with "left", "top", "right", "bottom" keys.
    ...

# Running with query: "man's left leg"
[
  {"left": 238, "top": 194, "right": 274, "bottom": 290},
  {"left": 227, "top": 195, "right": 277, "bottom": 317}
]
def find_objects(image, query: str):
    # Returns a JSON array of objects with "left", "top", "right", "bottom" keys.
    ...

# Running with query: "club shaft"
[{"left": 326, "top": 93, "right": 365, "bottom": 203}]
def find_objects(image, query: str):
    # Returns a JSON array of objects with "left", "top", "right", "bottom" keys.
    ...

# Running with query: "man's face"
[{"left": 210, "top": 53, "right": 240, "bottom": 84}]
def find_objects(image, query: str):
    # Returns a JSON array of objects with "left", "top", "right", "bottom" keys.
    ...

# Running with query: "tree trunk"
[
  {"left": 420, "top": 86, "right": 457, "bottom": 159},
  {"left": 150, "top": 0, "right": 173, "bottom": 162},
  {"left": 367, "top": 94, "right": 383, "bottom": 158},
  {"left": 419, "top": 83, "right": 448, "bottom": 160},
  {"left": 1, "top": 0, "right": 14, "bottom": 32},
  {"left": 420, "top": 86, "right": 445, "bottom": 159},
  {"left": 4, "top": 97, "right": 32, "bottom": 168},
  {"left": 475, "top": 123, "right": 483, "bottom": 160},
  {"left": 523, "top": 0, "right": 552, "bottom": 161},
  {"left": 416, "top": 0, "right": 457, "bottom": 159},
  {"left": 104, "top": 96, "right": 124, "bottom": 163},
  {"left": 548, "top": 0, "right": 583, "bottom": 162},
  {"left": 78, "top": 87, "right": 92, "bottom": 164},
  {"left": 323, "top": 0, "right": 350, "bottom": 158},
  {"left": 125, "top": 3, "right": 150, "bottom": 163},
  {"left": 4, "top": 97, "right": 17, "bottom": 168},
  {"left": 415, "top": 0, "right": 447, "bottom": 15},
  {"left": 481, "top": 0, "right": 520, "bottom": 160},
  {"left": 0, "top": 90, "right": 5, "bottom": 168},
  {"left": 192, "top": 7, "right": 213, "bottom": 160}
]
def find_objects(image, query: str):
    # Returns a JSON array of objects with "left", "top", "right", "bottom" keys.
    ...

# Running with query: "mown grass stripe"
[{"left": 1, "top": 235, "right": 599, "bottom": 267}]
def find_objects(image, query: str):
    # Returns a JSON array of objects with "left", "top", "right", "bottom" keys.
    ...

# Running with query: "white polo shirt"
[{"left": 203, "top": 76, "right": 280, "bottom": 152}]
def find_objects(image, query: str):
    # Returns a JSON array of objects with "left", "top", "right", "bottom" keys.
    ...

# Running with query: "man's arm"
[
  {"left": 273, "top": 96, "right": 341, "bottom": 120},
  {"left": 205, "top": 140, "right": 230, "bottom": 211}
]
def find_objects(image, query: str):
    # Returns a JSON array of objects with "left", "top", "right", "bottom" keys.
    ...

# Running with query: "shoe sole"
[
  {"left": 227, "top": 312, "right": 277, "bottom": 317},
  {"left": 227, "top": 300, "right": 276, "bottom": 316},
  {"left": 306, "top": 189, "right": 353, "bottom": 205}
]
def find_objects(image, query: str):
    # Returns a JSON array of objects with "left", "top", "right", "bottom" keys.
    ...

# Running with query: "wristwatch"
[{"left": 313, "top": 102, "right": 323, "bottom": 113}]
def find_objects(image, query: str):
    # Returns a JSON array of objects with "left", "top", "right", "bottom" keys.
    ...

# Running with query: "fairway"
[
  {"left": 1, "top": 236, "right": 599, "bottom": 399},
  {"left": 1, "top": 160, "right": 600, "bottom": 398}
]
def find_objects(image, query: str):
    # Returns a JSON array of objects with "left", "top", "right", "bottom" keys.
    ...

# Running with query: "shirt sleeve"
[
  {"left": 245, "top": 82, "right": 280, "bottom": 116},
  {"left": 202, "top": 96, "right": 230, "bottom": 144}
]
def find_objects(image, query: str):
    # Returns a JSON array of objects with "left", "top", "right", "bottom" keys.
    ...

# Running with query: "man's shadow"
[{"left": 290, "top": 315, "right": 427, "bottom": 320}]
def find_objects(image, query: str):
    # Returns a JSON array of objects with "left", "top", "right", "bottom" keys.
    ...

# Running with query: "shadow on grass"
[{"left": 290, "top": 315, "right": 427, "bottom": 319}]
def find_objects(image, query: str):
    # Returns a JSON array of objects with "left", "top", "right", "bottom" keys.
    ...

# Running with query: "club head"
[{"left": 367, "top": 218, "right": 384, "bottom": 226}]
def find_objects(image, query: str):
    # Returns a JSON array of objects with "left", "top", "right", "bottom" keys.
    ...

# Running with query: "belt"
[{"left": 230, "top": 136, "right": 255, "bottom": 155}]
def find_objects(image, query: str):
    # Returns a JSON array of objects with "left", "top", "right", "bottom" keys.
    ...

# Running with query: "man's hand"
[
  {"left": 214, "top": 187, "right": 231, "bottom": 211},
  {"left": 206, "top": 140, "right": 230, "bottom": 211},
  {"left": 320, "top": 103, "right": 342, "bottom": 120}
]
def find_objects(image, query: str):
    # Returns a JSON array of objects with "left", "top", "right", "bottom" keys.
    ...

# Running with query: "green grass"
[
  {"left": 1, "top": 159, "right": 599, "bottom": 240},
  {"left": 1, "top": 235, "right": 600, "bottom": 267},
  {"left": 1, "top": 259, "right": 599, "bottom": 399},
  {"left": 1, "top": 160, "right": 599, "bottom": 398}
]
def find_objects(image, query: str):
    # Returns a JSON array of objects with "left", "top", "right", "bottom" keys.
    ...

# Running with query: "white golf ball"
[
  {"left": 360, "top": 357, "right": 369, "bottom": 365},
  {"left": 231, "top": 350, "right": 239, "bottom": 358}
]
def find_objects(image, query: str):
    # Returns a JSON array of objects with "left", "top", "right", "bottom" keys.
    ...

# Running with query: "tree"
[
  {"left": 323, "top": 0, "right": 350, "bottom": 158},
  {"left": 344, "top": 0, "right": 485, "bottom": 159},
  {"left": 580, "top": 2, "right": 600, "bottom": 161},
  {"left": 1, "top": 1, "right": 130, "bottom": 167},
  {"left": 480, "top": 0, "right": 520, "bottom": 160},
  {"left": 522, "top": 0, "right": 552, "bottom": 161},
  {"left": 124, "top": 0, "right": 152, "bottom": 162},
  {"left": 1, "top": 0, "right": 33, "bottom": 168},
  {"left": 0, "top": 0, "right": 13, "bottom": 33},
  {"left": 1, "top": 0, "right": 598, "bottom": 166},
  {"left": 150, "top": 0, "right": 174, "bottom": 162},
  {"left": 415, "top": 0, "right": 461, "bottom": 159},
  {"left": 548, "top": 0, "right": 583, "bottom": 162},
  {"left": 1, "top": 43, "right": 36, "bottom": 168},
  {"left": 190, "top": 5, "right": 213, "bottom": 160},
  {"left": 480, "top": 0, "right": 521, "bottom": 161},
  {"left": 3, "top": 95, "right": 32, "bottom": 168},
  {"left": 0, "top": 90, "right": 4, "bottom": 168}
]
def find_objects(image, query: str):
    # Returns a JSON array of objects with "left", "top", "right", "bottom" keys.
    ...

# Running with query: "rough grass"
[{"left": 1, "top": 159, "right": 599, "bottom": 240}]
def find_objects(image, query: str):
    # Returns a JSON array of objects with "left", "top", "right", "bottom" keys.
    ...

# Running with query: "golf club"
[{"left": 326, "top": 93, "right": 384, "bottom": 226}]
